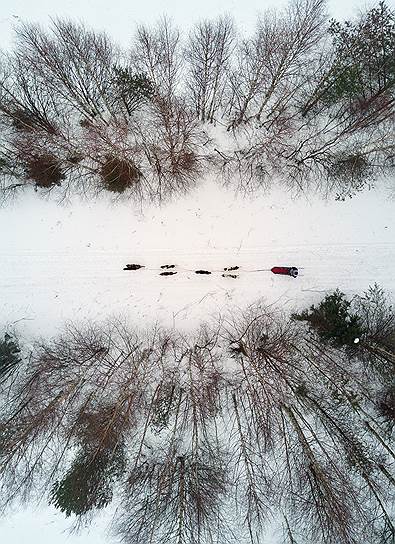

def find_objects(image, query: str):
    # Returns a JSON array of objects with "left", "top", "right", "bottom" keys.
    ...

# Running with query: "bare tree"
[
  {"left": 131, "top": 17, "right": 183, "bottom": 105},
  {"left": 13, "top": 19, "right": 119, "bottom": 122},
  {"left": 116, "top": 439, "right": 229, "bottom": 544},
  {"left": 142, "top": 98, "right": 205, "bottom": 198},
  {"left": 185, "top": 16, "right": 235, "bottom": 122},
  {"left": 226, "top": 0, "right": 327, "bottom": 127},
  {"left": 1, "top": 305, "right": 394, "bottom": 543}
]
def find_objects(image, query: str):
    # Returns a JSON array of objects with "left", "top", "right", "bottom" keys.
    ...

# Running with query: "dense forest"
[
  {"left": 0, "top": 285, "right": 394, "bottom": 543},
  {"left": 0, "top": 1, "right": 394, "bottom": 541},
  {"left": 0, "top": 0, "right": 394, "bottom": 203}
]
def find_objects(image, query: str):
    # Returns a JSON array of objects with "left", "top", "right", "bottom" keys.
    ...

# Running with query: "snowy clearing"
[{"left": 1, "top": 180, "right": 394, "bottom": 339}]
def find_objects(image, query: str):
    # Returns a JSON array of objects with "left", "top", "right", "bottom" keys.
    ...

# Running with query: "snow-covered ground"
[
  {"left": 1, "top": 179, "right": 394, "bottom": 340},
  {"left": 0, "top": 505, "right": 110, "bottom": 544},
  {"left": 1, "top": 178, "right": 394, "bottom": 544}
]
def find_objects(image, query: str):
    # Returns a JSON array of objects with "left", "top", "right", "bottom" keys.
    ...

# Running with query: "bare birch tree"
[
  {"left": 131, "top": 17, "right": 183, "bottom": 104},
  {"left": 185, "top": 16, "right": 235, "bottom": 122},
  {"left": 226, "top": 0, "right": 327, "bottom": 127}
]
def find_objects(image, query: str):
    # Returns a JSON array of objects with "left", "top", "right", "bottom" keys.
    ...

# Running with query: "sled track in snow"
[{"left": 1, "top": 243, "right": 394, "bottom": 336}]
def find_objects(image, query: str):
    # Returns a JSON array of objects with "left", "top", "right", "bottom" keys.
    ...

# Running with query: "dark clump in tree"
[
  {"left": 292, "top": 289, "right": 363, "bottom": 348},
  {"left": 0, "top": 158, "right": 9, "bottom": 172},
  {"left": 376, "top": 382, "right": 395, "bottom": 427},
  {"left": 11, "top": 109, "right": 39, "bottom": 132},
  {"left": 150, "top": 382, "right": 178, "bottom": 433},
  {"left": 25, "top": 154, "right": 65, "bottom": 188},
  {"left": 327, "top": 152, "right": 375, "bottom": 200},
  {"left": 50, "top": 444, "right": 126, "bottom": 517},
  {"left": 79, "top": 118, "right": 94, "bottom": 129},
  {"left": 66, "top": 154, "right": 84, "bottom": 165},
  {"left": 171, "top": 150, "right": 198, "bottom": 177},
  {"left": 0, "top": 333, "right": 21, "bottom": 383},
  {"left": 100, "top": 156, "right": 141, "bottom": 193}
]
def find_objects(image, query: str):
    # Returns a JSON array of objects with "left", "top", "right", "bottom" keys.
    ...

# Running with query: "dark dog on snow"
[{"left": 124, "top": 264, "right": 144, "bottom": 271}]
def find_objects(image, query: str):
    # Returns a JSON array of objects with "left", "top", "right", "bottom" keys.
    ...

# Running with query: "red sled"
[{"left": 271, "top": 266, "right": 298, "bottom": 278}]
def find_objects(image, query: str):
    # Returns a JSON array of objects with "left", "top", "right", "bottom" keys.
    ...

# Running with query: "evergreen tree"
[
  {"left": 112, "top": 67, "right": 154, "bottom": 115},
  {"left": 301, "top": 1, "right": 395, "bottom": 116},
  {"left": 292, "top": 289, "right": 363, "bottom": 348},
  {"left": 0, "top": 333, "right": 21, "bottom": 383},
  {"left": 326, "top": 2, "right": 395, "bottom": 105},
  {"left": 50, "top": 444, "right": 126, "bottom": 517}
]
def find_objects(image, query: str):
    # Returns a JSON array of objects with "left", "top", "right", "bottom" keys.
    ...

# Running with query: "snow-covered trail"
[
  {"left": 1, "top": 180, "right": 394, "bottom": 336},
  {"left": 1, "top": 243, "right": 394, "bottom": 334}
]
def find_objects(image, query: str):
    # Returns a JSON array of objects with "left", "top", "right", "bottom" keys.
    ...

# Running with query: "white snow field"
[
  {"left": 0, "top": 180, "right": 394, "bottom": 544},
  {"left": 1, "top": 179, "right": 394, "bottom": 339}
]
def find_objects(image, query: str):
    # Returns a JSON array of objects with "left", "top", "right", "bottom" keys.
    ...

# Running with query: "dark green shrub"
[
  {"left": 0, "top": 333, "right": 21, "bottom": 383},
  {"left": 50, "top": 444, "right": 126, "bottom": 516},
  {"left": 292, "top": 290, "right": 363, "bottom": 348},
  {"left": 112, "top": 67, "right": 154, "bottom": 114}
]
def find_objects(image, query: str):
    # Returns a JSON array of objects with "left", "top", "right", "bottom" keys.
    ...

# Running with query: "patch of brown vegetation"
[
  {"left": 101, "top": 156, "right": 141, "bottom": 193},
  {"left": 25, "top": 154, "right": 65, "bottom": 188}
]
